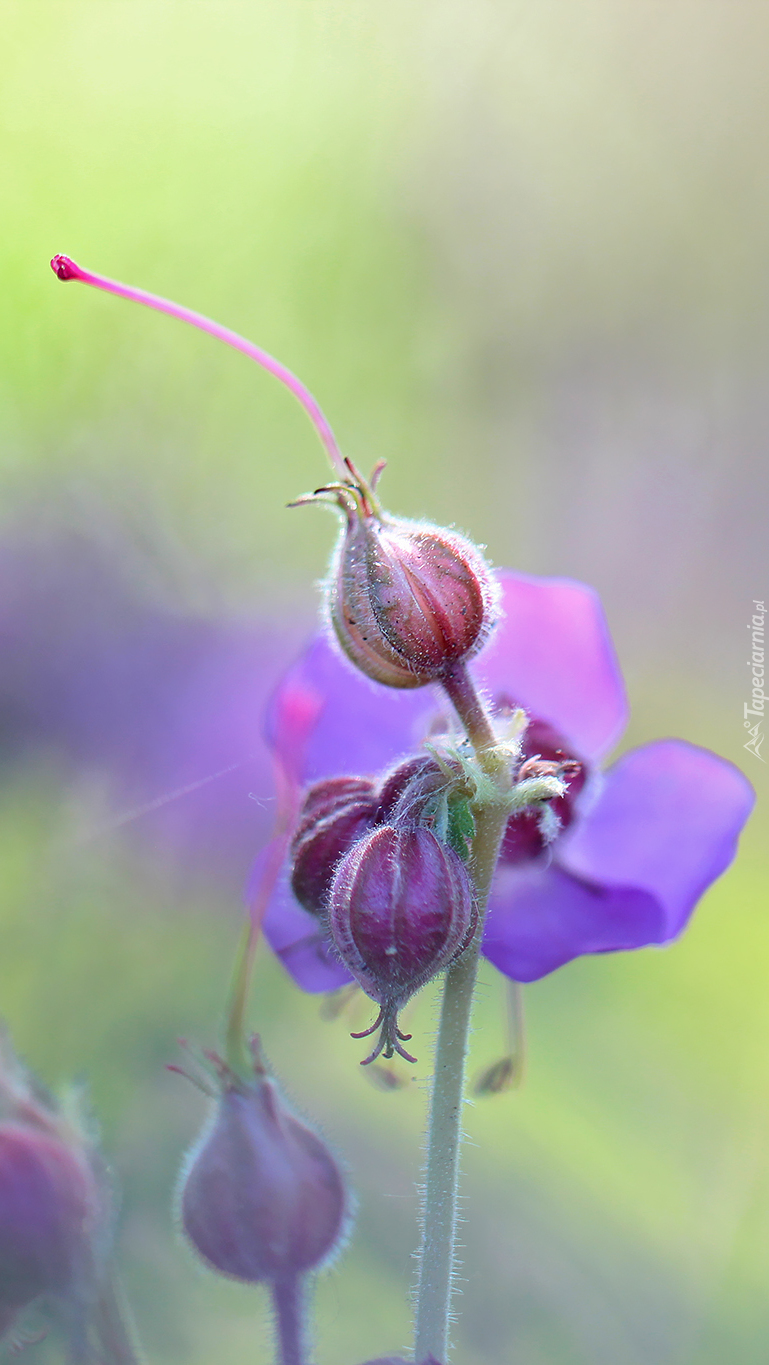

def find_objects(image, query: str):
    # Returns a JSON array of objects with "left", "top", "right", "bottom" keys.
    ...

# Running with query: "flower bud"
[
  {"left": 290, "top": 776, "right": 377, "bottom": 916},
  {"left": 378, "top": 752, "right": 476, "bottom": 863},
  {"left": 376, "top": 754, "right": 450, "bottom": 825},
  {"left": 179, "top": 1039, "right": 347, "bottom": 1284},
  {"left": 328, "top": 826, "right": 477, "bottom": 1064},
  {"left": 0, "top": 1036, "right": 103, "bottom": 1343},
  {"left": 330, "top": 507, "right": 498, "bottom": 688},
  {"left": 297, "top": 461, "right": 498, "bottom": 689},
  {"left": 0, "top": 1124, "right": 99, "bottom": 1333}
]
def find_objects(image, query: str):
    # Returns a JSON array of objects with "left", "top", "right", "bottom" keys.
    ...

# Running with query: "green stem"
[
  {"left": 225, "top": 825, "right": 292, "bottom": 1076},
  {"left": 414, "top": 664, "right": 511, "bottom": 1363},
  {"left": 441, "top": 662, "right": 497, "bottom": 751},
  {"left": 271, "top": 1276, "right": 308, "bottom": 1365},
  {"left": 91, "top": 1268, "right": 145, "bottom": 1365},
  {"left": 225, "top": 919, "right": 259, "bottom": 1076}
]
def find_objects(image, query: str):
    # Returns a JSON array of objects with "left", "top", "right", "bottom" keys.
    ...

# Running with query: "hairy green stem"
[
  {"left": 91, "top": 1269, "right": 145, "bottom": 1365},
  {"left": 272, "top": 1276, "right": 308, "bottom": 1365},
  {"left": 414, "top": 665, "right": 512, "bottom": 1362}
]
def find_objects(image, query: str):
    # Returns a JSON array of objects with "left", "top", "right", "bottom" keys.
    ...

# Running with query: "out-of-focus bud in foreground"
[
  {"left": 0, "top": 1031, "right": 105, "bottom": 1350},
  {"left": 178, "top": 1036, "right": 348, "bottom": 1284},
  {"left": 295, "top": 460, "right": 499, "bottom": 689}
]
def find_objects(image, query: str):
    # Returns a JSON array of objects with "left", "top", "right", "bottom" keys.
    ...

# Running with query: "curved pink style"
[{"left": 50, "top": 254, "right": 346, "bottom": 478}]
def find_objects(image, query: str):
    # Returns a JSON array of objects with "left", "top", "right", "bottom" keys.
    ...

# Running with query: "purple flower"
[{"left": 257, "top": 571, "right": 754, "bottom": 989}]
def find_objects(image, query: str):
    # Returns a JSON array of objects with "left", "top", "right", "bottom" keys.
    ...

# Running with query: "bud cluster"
[
  {"left": 289, "top": 706, "right": 590, "bottom": 1065},
  {"left": 291, "top": 754, "right": 478, "bottom": 1064}
]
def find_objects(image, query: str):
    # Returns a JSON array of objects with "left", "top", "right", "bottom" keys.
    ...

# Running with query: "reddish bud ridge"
[
  {"left": 290, "top": 777, "right": 378, "bottom": 916},
  {"left": 179, "top": 1041, "right": 347, "bottom": 1284},
  {"left": 328, "top": 826, "right": 477, "bottom": 1064}
]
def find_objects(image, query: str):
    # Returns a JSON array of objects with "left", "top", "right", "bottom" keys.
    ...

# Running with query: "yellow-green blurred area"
[{"left": 1, "top": 2, "right": 767, "bottom": 1361}]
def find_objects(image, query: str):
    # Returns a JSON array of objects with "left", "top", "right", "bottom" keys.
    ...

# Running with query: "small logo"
[{"left": 744, "top": 599, "right": 766, "bottom": 762}]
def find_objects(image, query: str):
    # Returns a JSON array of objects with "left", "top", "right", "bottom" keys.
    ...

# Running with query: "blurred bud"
[
  {"left": 365, "top": 1065, "right": 408, "bottom": 1093},
  {"left": 328, "top": 826, "right": 477, "bottom": 1064},
  {"left": 290, "top": 776, "right": 377, "bottom": 916},
  {"left": 473, "top": 1055, "right": 522, "bottom": 1096},
  {"left": 295, "top": 461, "right": 498, "bottom": 689},
  {"left": 318, "top": 983, "right": 360, "bottom": 1022},
  {"left": 0, "top": 1033, "right": 105, "bottom": 1345},
  {"left": 179, "top": 1038, "right": 348, "bottom": 1284}
]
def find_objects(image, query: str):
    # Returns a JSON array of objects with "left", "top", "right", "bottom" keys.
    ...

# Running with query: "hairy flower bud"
[
  {"left": 0, "top": 1036, "right": 104, "bottom": 1345},
  {"left": 294, "top": 460, "right": 499, "bottom": 689},
  {"left": 0, "top": 1125, "right": 98, "bottom": 1334},
  {"left": 328, "top": 826, "right": 477, "bottom": 1064},
  {"left": 331, "top": 507, "right": 497, "bottom": 687},
  {"left": 179, "top": 1039, "right": 347, "bottom": 1284},
  {"left": 290, "top": 776, "right": 377, "bottom": 916},
  {"left": 376, "top": 754, "right": 449, "bottom": 824}
]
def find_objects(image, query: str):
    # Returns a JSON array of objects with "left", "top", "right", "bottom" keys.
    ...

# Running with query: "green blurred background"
[{"left": 1, "top": 2, "right": 767, "bottom": 1361}]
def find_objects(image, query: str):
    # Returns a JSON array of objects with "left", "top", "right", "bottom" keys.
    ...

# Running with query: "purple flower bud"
[
  {"left": 179, "top": 1041, "right": 347, "bottom": 1284},
  {"left": 290, "top": 776, "right": 378, "bottom": 916},
  {"left": 311, "top": 461, "right": 498, "bottom": 689},
  {"left": 0, "top": 1124, "right": 98, "bottom": 1329},
  {"left": 0, "top": 1037, "right": 104, "bottom": 1346},
  {"left": 328, "top": 826, "right": 477, "bottom": 1064}
]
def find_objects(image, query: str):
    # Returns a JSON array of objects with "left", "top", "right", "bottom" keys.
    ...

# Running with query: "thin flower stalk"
[
  {"left": 50, "top": 255, "right": 346, "bottom": 478},
  {"left": 415, "top": 663, "right": 512, "bottom": 1362}
]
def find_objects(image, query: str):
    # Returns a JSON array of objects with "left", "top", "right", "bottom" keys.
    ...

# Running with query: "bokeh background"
[{"left": 1, "top": 2, "right": 768, "bottom": 1361}]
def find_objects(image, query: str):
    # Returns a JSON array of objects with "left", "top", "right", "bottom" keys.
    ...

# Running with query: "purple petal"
[
  {"left": 473, "top": 571, "right": 628, "bottom": 760},
  {"left": 254, "top": 851, "right": 353, "bottom": 994},
  {"left": 556, "top": 740, "right": 755, "bottom": 939},
  {"left": 264, "top": 635, "right": 438, "bottom": 784},
  {"left": 482, "top": 862, "right": 666, "bottom": 981}
]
